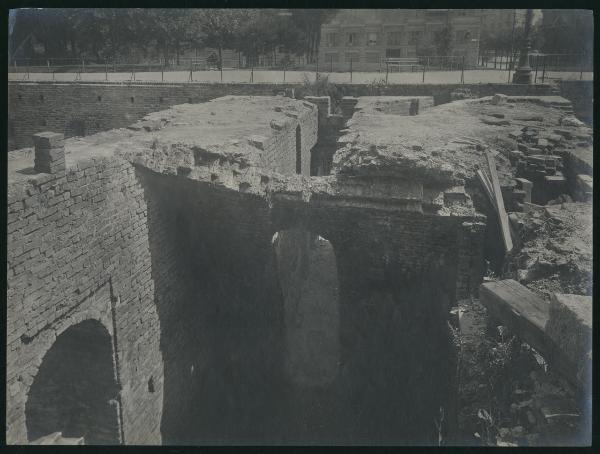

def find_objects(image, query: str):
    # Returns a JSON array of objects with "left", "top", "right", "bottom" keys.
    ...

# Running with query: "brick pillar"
[{"left": 33, "top": 132, "right": 65, "bottom": 174}]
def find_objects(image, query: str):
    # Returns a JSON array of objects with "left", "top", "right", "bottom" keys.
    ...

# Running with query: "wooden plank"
[
  {"left": 480, "top": 279, "right": 579, "bottom": 387},
  {"left": 486, "top": 151, "right": 513, "bottom": 252},
  {"left": 477, "top": 169, "right": 497, "bottom": 210}
]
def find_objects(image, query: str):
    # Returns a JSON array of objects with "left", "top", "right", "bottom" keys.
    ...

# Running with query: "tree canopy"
[{"left": 8, "top": 8, "right": 337, "bottom": 64}]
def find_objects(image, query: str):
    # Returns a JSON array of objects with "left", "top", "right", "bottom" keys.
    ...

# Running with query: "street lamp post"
[{"left": 513, "top": 9, "right": 533, "bottom": 84}]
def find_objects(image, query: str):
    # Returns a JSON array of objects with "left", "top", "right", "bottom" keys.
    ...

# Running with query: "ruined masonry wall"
[{"left": 7, "top": 156, "right": 164, "bottom": 444}]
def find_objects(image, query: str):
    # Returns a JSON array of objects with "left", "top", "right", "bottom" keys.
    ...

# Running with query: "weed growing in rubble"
[
  {"left": 298, "top": 74, "right": 343, "bottom": 113},
  {"left": 367, "top": 77, "right": 387, "bottom": 93}
]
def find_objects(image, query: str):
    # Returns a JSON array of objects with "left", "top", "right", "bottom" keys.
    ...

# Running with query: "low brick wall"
[{"left": 8, "top": 81, "right": 556, "bottom": 151}]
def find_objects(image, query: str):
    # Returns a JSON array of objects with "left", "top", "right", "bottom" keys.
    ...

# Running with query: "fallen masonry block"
[
  {"left": 544, "top": 175, "right": 567, "bottom": 184},
  {"left": 509, "top": 130, "right": 522, "bottom": 139},
  {"left": 480, "top": 279, "right": 581, "bottom": 388},
  {"left": 554, "top": 129, "right": 573, "bottom": 139},
  {"left": 491, "top": 93, "right": 508, "bottom": 105},
  {"left": 575, "top": 174, "right": 593, "bottom": 202},
  {"left": 514, "top": 178, "right": 532, "bottom": 203},
  {"left": 545, "top": 293, "right": 592, "bottom": 389}
]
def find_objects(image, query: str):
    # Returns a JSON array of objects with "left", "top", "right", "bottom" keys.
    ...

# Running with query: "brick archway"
[{"left": 25, "top": 319, "right": 121, "bottom": 445}]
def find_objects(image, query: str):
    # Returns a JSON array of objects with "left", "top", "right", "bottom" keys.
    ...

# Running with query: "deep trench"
[{"left": 137, "top": 143, "right": 458, "bottom": 444}]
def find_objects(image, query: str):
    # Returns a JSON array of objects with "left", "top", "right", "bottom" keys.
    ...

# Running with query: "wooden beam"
[
  {"left": 477, "top": 169, "right": 497, "bottom": 211},
  {"left": 486, "top": 151, "right": 513, "bottom": 253}
]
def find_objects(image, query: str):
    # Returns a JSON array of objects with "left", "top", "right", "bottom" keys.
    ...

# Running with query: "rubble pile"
[
  {"left": 508, "top": 202, "right": 592, "bottom": 298},
  {"left": 456, "top": 95, "right": 592, "bottom": 447}
]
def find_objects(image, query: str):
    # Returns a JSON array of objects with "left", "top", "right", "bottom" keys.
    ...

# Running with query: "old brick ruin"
[{"left": 6, "top": 84, "right": 592, "bottom": 445}]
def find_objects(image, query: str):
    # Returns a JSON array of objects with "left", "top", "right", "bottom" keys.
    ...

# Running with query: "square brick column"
[{"left": 33, "top": 132, "right": 65, "bottom": 174}]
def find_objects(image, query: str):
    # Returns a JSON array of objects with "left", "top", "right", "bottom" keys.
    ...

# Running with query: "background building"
[
  {"left": 318, "top": 9, "right": 482, "bottom": 72},
  {"left": 540, "top": 9, "right": 593, "bottom": 56}
]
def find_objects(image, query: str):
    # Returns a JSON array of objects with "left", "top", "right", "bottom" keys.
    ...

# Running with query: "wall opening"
[
  {"left": 295, "top": 125, "right": 302, "bottom": 174},
  {"left": 25, "top": 319, "right": 121, "bottom": 445},
  {"left": 272, "top": 229, "right": 340, "bottom": 387},
  {"left": 66, "top": 119, "right": 86, "bottom": 138}
]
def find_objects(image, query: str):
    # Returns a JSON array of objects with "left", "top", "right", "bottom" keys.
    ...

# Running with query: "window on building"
[
  {"left": 325, "top": 53, "right": 339, "bottom": 63},
  {"left": 464, "top": 31, "right": 472, "bottom": 41},
  {"left": 326, "top": 33, "right": 338, "bottom": 47},
  {"left": 388, "top": 31, "right": 403, "bottom": 46},
  {"left": 345, "top": 52, "right": 359, "bottom": 63},
  {"left": 347, "top": 33, "right": 358, "bottom": 46},
  {"left": 408, "top": 31, "right": 422, "bottom": 45},
  {"left": 367, "top": 32, "right": 378, "bottom": 46},
  {"left": 386, "top": 48, "right": 403, "bottom": 58},
  {"left": 366, "top": 52, "right": 380, "bottom": 63}
]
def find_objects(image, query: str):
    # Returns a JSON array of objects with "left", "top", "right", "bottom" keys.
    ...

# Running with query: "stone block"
[
  {"left": 32, "top": 132, "right": 64, "bottom": 149},
  {"left": 545, "top": 293, "right": 592, "bottom": 387},
  {"left": 33, "top": 132, "right": 65, "bottom": 174},
  {"left": 491, "top": 93, "right": 508, "bottom": 105}
]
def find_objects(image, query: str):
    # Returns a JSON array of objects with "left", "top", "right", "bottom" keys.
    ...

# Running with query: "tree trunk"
[{"left": 218, "top": 46, "right": 222, "bottom": 70}]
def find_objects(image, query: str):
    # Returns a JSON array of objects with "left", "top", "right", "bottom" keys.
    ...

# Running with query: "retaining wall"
[{"left": 8, "top": 81, "right": 558, "bottom": 150}]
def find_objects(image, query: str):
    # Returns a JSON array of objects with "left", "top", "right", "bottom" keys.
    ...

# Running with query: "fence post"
[
  {"left": 161, "top": 59, "right": 164, "bottom": 82},
  {"left": 330, "top": 55, "right": 333, "bottom": 73},
  {"left": 251, "top": 61, "right": 254, "bottom": 83},
  {"left": 385, "top": 61, "right": 389, "bottom": 84},
  {"left": 534, "top": 56, "right": 539, "bottom": 84},
  {"left": 283, "top": 63, "right": 286, "bottom": 83},
  {"left": 541, "top": 55, "right": 546, "bottom": 83},
  {"left": 105, "top": 60, "right": 108, "bottom": 81},
  {"left": 461, "top": 55, "right": 465, "bottom": 84},
  {"left": 494, "top": 49, "right": 497, "bottom": 69},
  {"left": 315, "top": 53, "right": 319, "bottom": 82},
  {"left": 350, "top": 57, "right": 352, "bottom": 83},
  {"left": 220, "top": 61, "right": 223, "bottom": 83},
  {"left": 189, "top": 59, "right": 193, "bottom": 82}
]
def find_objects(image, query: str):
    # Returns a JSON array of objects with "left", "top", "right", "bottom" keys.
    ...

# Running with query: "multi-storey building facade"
[
  {"left": 480, "top": 9, "right": 526, "bottom": 37},
  {"left": 318, "top": 9, "right": 482, "bottom": 72}
]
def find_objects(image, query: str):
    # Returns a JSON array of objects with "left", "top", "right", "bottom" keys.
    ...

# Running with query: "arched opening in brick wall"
[
  {"left": 295, "top": 125, "right": 302, "bottom": 174},
  {"left": 25, "top": 319, "right": 121, "bottom": 445},
  {"left": 272, "top": 229, "right": 340, "bottom": 387},
  {"left": 65, "top": 119, "right": 86, "bottom": 138}
]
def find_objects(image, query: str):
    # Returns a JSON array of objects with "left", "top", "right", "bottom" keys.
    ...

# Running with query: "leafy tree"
[
  {"left": 290, "top": 9, "right": 337, "bottom": 63},
  {"left": 433, "top": 25, "right": 454, "bottom": 57},
  {"left": 191, "top": 9, "right": 251, "bottom": 69}
]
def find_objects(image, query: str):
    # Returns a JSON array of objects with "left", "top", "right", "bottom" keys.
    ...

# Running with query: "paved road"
[{"left": 8, "top": 69, "right": 593, "bottom": 85}]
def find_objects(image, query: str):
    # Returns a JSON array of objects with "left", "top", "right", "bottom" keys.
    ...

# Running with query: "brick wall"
[
  {"left": 8, "top": 81, "right": 556, "bottom": 151},
  {"left": 7, "top": 153, "right": 164, "bottom": 444}
]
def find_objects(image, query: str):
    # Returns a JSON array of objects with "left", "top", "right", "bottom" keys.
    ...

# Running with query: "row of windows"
[{"left": 324, "top": 30, "right": 476, "bottom": 47}]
